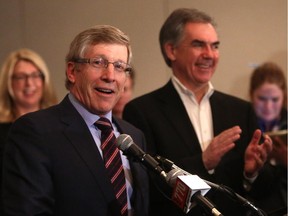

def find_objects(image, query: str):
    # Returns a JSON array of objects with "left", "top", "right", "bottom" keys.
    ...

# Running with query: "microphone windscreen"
[{"left": 116, "top": 134, "right": 133, "bottom": 151}]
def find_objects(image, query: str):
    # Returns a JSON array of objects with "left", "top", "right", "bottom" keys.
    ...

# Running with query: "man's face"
[
  {"left": 67, "top": 43, "right": 129, "bottom": 115},
  {"left": 167, "top": 22, "right": 219, "bottom": 91}
]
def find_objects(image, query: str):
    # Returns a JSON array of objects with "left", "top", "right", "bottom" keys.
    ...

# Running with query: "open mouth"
[
  {"left": 23, "top": 88, "right": 36, "bottom": 96},
  {"left": 196, "top": 62, "right": 213, "bottom": 69},
  {"left": 96, "top": 88, "right": 114, "bottom": 94},
  {"left": 198, "top": 65, "right": 210, "bottom": 69}
]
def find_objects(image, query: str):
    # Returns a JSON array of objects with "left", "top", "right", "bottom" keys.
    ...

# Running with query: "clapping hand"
[{"left": 244, "top": 129, "right": 273, "bottom": 178}]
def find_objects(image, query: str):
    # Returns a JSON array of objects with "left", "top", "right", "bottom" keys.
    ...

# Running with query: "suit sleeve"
[{"left": 2, "top": 116, "right": 54, "bottom": 215}]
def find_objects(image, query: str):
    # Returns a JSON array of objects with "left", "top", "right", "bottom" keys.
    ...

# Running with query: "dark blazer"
[
  {"left": 2, "top": 95, "right": 149, "bottom": 216},
  {"left": 123, "top": 80, "right": 272, "bottom": 216}
]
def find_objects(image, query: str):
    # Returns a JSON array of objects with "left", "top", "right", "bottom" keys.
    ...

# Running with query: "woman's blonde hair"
[{"left": 0, "top": 48, "right": 58, "bottom": 122}]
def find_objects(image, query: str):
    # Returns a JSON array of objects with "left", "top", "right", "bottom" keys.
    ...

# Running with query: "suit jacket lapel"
[
  {"left": 59, "top": 96, "right": 116, "bottom": 202},
  {"left": 157, "top": 81, "right": 202, "bottom": 153},
  {"left": 210, "top": 91, "right": 228, "bottom": 136}
]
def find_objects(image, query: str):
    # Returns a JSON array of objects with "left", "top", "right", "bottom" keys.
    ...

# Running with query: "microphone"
[
  {"left": 116, "top": 134, "right": 167, "bottom": 179},
  {"left": 155, "top": 156, "right": 266, "bottom": 216},
  {"left": 116, "top": 135, "right": 221, "bottom": 215},
  {"left": 163, "top": 160, "right": 222, "bottom": 216}
]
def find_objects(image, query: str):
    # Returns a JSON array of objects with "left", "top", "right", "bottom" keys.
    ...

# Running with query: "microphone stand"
[
  {"left": 155, "top": 156, "right": 223, "bottom": 216},
  {"left": 204, "top": 180, "right": 266, "bottom": 216},
  {"left": 192, "top": 191, "right": 223, "bottom": 216},
  {"left": 154, "top": 155, "right": 266, "bottom": 216}
]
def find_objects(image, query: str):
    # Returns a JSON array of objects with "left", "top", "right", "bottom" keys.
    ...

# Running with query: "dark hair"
[{"left": 159, "top": 8, "right": 217, "bottom": 67}]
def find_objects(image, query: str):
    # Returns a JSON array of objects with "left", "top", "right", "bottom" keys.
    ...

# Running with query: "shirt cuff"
[
  {"left": 243, "top": 172, "right": 258, "bottom": 183},
  {"left": 208, "top": 169, "right": 215, "bottom": 175},
  {"left": 243, "top": 172, "right": 258, "bottom": 191}
]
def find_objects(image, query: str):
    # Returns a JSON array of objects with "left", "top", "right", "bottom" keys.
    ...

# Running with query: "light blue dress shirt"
[{"left": 68, "top": 93, "right": 133, "bottom": 210}]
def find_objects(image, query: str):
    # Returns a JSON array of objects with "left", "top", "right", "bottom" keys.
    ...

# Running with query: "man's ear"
[
  {"left": 164, "top": 43, "right": 176, "bottom": 61},
  {"left": 66, "top": 62, "right": 76, "bottom": 84}
]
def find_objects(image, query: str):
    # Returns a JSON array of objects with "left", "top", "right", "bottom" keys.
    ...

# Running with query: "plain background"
[{"left": 0, "top": 0, "right": 287, "bottom": 101}]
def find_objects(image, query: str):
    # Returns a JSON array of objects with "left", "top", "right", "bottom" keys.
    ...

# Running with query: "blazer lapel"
[
  {"left": 210, "top": 91, "right": 229, "bottom": 136},
  {"left": 59, "top": 96, "right": 116, "bottom": 202},
  {"left": 157, "top": 81, "right": 202, "bottom": 153}
]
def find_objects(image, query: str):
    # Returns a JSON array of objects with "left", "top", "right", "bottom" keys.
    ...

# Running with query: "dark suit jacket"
[
  {"left": 123, "top": 80, "right": 272, "bottom": 216},
  {"left": 2, "top": 95, "right": 149, "bottom": 216}
]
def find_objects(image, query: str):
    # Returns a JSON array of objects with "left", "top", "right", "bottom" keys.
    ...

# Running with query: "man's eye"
[
  {"left": 212, "top": 44, "right": 219, "bottom": 50},
  {"left": 192, "top": 42, "right": 204, "bottom": 47},
  {"left": 114, "top": 62, "right": 125, "bottom": 70},
  {"left": 92, "top": 59, "right": 104, "bottom": 66}
]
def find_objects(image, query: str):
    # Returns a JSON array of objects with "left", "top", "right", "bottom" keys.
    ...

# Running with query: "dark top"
[
  {"left": 251, "top": 108, "right": 287, "bottom": 216},
  {"left": 123, "top": 80, "right": 274, "bottom": 216},
  {"left": 2, "top": 96, "right": 149, "bottom": 216},
  {"left": 0, "top": 122, "right": 12, "bottom": 214},
  {"left": 0, "top": 122, "right": 12, "bottom": 165}
]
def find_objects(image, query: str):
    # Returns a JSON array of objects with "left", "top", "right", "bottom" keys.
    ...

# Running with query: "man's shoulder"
[
  {"left": 114, "top": 117, "right": 145, "bottom": 147},
  {"left": 19, "top": 96, "right": 72, "bottom": 120},
  {"left": 131, "top": 88, "right": 163, "bottom": 102},
  {"left": 22, "top": 103, "right": 61, "bottom": 120},
  {"left": 114, "top": 117, "right": 143, "bottom": 135},
  {"left": 128, "top": 81, "right": 175, "bottom": 105},
  {"left": 13, "top": 98, "right": 71, "bottom": 128},
  {"left": 212, "top": 90, "right": 251, "bottom": 106}
]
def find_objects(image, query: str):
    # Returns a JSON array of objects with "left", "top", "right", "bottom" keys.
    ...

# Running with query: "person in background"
[
  {"left": 0, "top": 48, "right": 57, "bottom": 143},
  {"left": 0, "top": 48, "right": 57, "bottom": 124},
  {"left": 112, "top": 66, "right": 135, "bottom": 119},
  {"left": 123, "top": 8, "right": 272, "bottom": 216},
  {"left": 2, "top": 25, "right": 149, "bottom": 216},
  {"left": 249, "top": 62, "right": 287, "bottom": 215},
  {"left": 250, "top": 62, "right": 287, "bottom": 133},
  {"left": 0, "top": 48, "right": 57, "bottom": 213}
]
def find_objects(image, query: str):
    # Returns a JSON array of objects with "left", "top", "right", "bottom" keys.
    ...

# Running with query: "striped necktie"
[{"left": 95, "top": 117, "right": 128, "bottom": 216}]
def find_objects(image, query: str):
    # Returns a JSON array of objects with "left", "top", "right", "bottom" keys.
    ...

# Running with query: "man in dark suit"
[
  {"left": 123, "top": 8, "right": 272, "bottom": 216},
  {"left": 2, "top": 25, "right": 149, "bottom": 216}
]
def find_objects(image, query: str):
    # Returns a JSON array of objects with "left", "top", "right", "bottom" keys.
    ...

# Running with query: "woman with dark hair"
[{"left": 249, "top": 62, "right": 287, "bottom": 215}]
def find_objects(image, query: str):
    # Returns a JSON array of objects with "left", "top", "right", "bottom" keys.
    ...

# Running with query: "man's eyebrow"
[{"left": 192, "top": 39, "right": 220, "bottom": 46}]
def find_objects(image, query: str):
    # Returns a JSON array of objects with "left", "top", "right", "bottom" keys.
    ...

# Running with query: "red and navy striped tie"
[{"left": 95, "top": 117, "right": 128, "bottom": 216}]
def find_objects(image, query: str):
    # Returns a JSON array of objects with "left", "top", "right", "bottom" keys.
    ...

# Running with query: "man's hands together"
[{"left": 202, "top": 127, "right": 272, "bottom": 177}]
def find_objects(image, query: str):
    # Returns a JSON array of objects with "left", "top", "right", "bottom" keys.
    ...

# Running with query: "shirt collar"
[
  {"left": 171, "top": 75, "right": 214, "bottom": 99},
  {"left": 68, "top": 93, "right": 112, "bottom": 127}
]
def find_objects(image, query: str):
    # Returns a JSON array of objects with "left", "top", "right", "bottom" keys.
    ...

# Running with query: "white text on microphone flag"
[{"left": 172, "top": 175, "right": 211, "bottom": 214}]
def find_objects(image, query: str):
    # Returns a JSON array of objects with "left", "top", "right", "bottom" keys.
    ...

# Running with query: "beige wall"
[{"left": 0, "top": 0, "right": 287, "bottom": 101}]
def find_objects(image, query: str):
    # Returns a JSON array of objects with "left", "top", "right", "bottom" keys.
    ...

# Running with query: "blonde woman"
[
  {"left": 0, "top": 48, "right": 57, "bottom": 213},
  {"left": 0, "top": 48, "right": 57, "bottom": 123}
]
